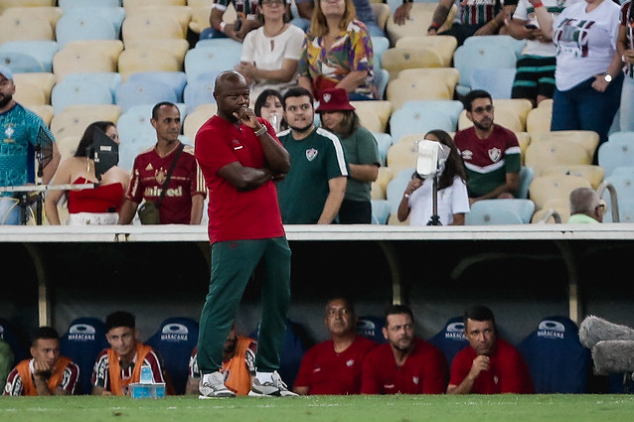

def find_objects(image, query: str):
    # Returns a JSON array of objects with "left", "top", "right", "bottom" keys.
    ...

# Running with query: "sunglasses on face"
[{"left": 472, "top": 105, "right": 494, "bottom": 114}]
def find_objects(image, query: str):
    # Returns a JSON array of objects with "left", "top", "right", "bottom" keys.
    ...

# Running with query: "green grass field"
[{"left": 1, "top": 395, "right": 634, "bottom": 421}]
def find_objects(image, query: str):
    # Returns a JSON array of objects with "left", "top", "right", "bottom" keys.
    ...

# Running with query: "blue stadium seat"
[
  {"left": 59, "top": 0, "right": 121, "bottom": 8},
  {"left": 115, "top": 80, "right": 177, "bottom": 113},
  {"left": 63, "top": 7, "right": 126, "bottom": 37},
  {"left": 401, "top": 100, "right": 463, "bottom": 130},
  {"left": 184, "top": 42, "right": 243, "bottom": 83},
  {"left": 372, "top": 132, "right": 393, "bottom": 166},
  {"left": 0, "top": 52, "right": 45, "bottom": 73},
  {"left": 470, "top": 67, "right": 517, "bottom": 100},
  {"left": 466, "top": 199, "right": 535, "bottom": 225},
  {"left": 427, "top": 316, "right": 468, "bottom": 367},
  {"left": 357, "top": 315, "right": 387, "bottom": 343},
  {"left": 145, "top": 317, "right": 199, "bottom": 395},
  {"left": 371, "top": 199, "right": 391, "bottom": 225},
  {"left": 463, "top": 35, "right": 527, "bottom": 59},
  {"left": 0, "top": 40, "right": 58, "bottom": 73},
  {"left": 386, "top": 173, "right": 412, "bottom": 214},
  {"left": 51, "top": 78, "right": 114, "bottom": 114},
  {"left": 371, "top": 35, "right": 389, "bottom": 71},
  {"left": 516, "top": 316, "right": 590, "bottom": 393},
  {"left": 602, "top": 172, "right": 634, "bottom": 223},
  {"left": 62, "top": 72, "right": 122, "bottom": 97},
  {"left": 55, "top": 14, "right": 118, "bottom": 48},
  {"left": 183, "top": 78, "right": 216, "bottom": 111},
  {"left": 0, "top": 318, "right": 27, "bottom": 364},
  {"left": 59, "top": 317, "right": 109, "bottom": 395},
  {"left": 599, "top": 137, "right": 634, "bottom": 178},
  {"left": 389, "top": 107, "right": 454, "bottom": 143},
  {"left": 516, "top": 166, "right": 534, "bottom": 200},
  {"left": 453, "top": 44, "right": 517, "bottom": 97},
  {"left": 127, "top": 71, "right": 187, "bottom": 102},
  {"left": 375, "top": 68, "right": 390, "bottom": 100}
]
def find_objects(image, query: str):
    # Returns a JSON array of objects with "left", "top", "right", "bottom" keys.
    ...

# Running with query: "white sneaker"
[
  {"left": 199, "top": 371, "right": 236, "bottom": 398},
  {"left": 249, "top": 371, "right": 298, "bottom": 397}
]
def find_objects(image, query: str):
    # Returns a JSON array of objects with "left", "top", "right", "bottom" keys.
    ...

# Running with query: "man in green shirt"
[{"left": 568, "top": 187, "right": 603, "bottom": 224}]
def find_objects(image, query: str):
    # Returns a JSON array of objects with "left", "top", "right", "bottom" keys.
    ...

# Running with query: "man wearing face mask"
[{"left": 454, "top": 90, "right": 521, "bottom": 206}]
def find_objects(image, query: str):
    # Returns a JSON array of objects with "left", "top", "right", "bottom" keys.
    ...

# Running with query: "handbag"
[{"left": 138, "top": 144, "right": 185, "bottom": 225}]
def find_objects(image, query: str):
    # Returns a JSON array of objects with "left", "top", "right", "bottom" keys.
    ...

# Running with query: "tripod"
[{"left": 426, "top": 173, "right": 442, "bottom": 226}]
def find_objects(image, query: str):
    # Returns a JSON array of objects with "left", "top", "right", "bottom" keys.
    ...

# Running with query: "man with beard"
[
  {"left": 454, "top": 90, "right": 520, "bottom": 205},
  {"left": 447, "top": 305, "right": 534, "bottom": 394},
  {"left": 0, "top": 66, "right": 60, "bottom": 225},
  {"left": 293, "top": 297, "right": 376, "bottom": 395},
  {"left": 361, "top": 305, "right": 447, "bottom": 394},
  {"left": 195, "top": 71, "right": 295, "bottom": 398},
  {"left": 276, "top": 87, "right": 348, "bottom": 224},
  {"left": 185, "top": 324, "right": 257, "bottom": 396}
]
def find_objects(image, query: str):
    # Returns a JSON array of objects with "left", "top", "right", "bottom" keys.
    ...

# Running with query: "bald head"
[
  {"left": 213, "top": 71, "right": 250, "bottom": 121},
  {"left": 570, "top": 187, "right": 603, "bottom": 222},
  {"left": 214, "top": 70, "right": 248, "bottom": 95}
]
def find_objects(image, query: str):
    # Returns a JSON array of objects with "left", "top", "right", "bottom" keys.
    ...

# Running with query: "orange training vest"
[
  {"left": 16, "top": 357, "right": 72, "bottom": 396},
  {"left": 223, "top": 336, "right": 254, "bottom": 396},
  {"left": 107, "top": 343, "right": 153, "bottom": 396}
]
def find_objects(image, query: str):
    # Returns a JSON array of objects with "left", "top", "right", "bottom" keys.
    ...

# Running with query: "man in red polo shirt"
[
  {"left": 361, "top": 305, "right": 447, "bottom": 394},
  {"left": 447, "top": 305, "right": 534, "bottom": 394},
  {"left": 293, "top": 297, "right": 377, "bottom": 395}
]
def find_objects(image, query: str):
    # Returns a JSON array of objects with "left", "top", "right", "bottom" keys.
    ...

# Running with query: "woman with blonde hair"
[{"left": 298, "top": 0, "right": 376, "bottom": 100}]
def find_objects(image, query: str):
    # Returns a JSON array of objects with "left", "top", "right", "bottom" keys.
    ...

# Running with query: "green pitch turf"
[{"left": 1, "top": 395, "right": 634, "bottom": 421}]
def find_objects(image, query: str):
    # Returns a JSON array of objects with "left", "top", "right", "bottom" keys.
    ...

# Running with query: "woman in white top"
[
  {"left": 235, "top": 0, "right": 305, "bottom": 101},
  {"left": 397, "top": 130, "right": 470, "bottom": 226},
  {"left": 530, "top": 0, "right": 623, "bottom": 154}
]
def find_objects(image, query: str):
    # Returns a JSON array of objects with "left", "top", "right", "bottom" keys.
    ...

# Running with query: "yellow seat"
[
  {"left": 526, "top": 99, "right": 553, "bottom": 133},
  {"left": 531, "top": 198, "right": 571, "bottom": 223},
  {"left": 13, "top": 73, "right": 56, "bottom": 105},
  {"left": 385, "top": 3, "right": 456, "bottom": 45},
  {"left": 530, "top": 131, "right": 600, "bottom": 164},
  {"left": 536, "top": 165, "right": 605, "bottom": 190},
  {"left": 53, "top": 43, "right": 119, "bottom": 83},
  {"left": 376, "top": 166, "right": 394, "bottom": 194},
  {"left": 515, "top": 131, "right": 531, "bottom": 166},
  {"left": 493, "top": 99, "right": 533, "bottom": 129},
  {"left": 189, "top": 6, "right": 212, "bottom": 34},
  {"left": 12, "top": 82, "right": 45, "bottom": 106},
  {"left": 123, "top": 0, "right": 186, "bottom": 9},
  {"left": 123, "top": 39, "right": 189, "bottom": 70},
  {"left": 529, "top": 174, "right": 592, "bottom": 211},
  {"left": 63, "top": 40, "right": 124, "bottom": 68},
  {"left": 388, "top": 213, "right": 409, "bottom": 225},
  {"left": 395, "top": 35, "right": 458, "bottom": 67},
  {"left": 125, "top": 6, "right": 192, "bottom": 38},
  {"left": 381, "top": 47, "right": 444, "bottom": 81},
  {"left": 458, "top": 108, "right": 523, "bottom": 132},
  {"left": 25, "top": 105, "right": 54, "bottom": 126},
  {"left": 0, "top": 14, "right": 53, "bottom": 44},
  {"left": 371, "top": 3, "right": 390, "bottom": 31},
  {"left": 350, "top": 100, "right": 393, "bottom": 133},
  {"left": 1, "top": 7, "right": 63, "bottom": 31},
  {"left": 386, "top": 138, "right": 419, "bottom": 175},
  {"left": 121, "top": 12, "right": 185, "bottom": 43},
  {"left": 525, "top": 140, "right": 591, "bottom": 172},
  {"left": 117, "top": 47, "right": 181, "bottom": 81},
  {"left": 398, "top": 68, "right": 459, "bottom": 99},
  {"left": 387, "top": 76, "right": 451, "bottom": 110},
  {"left": 50, "top": 105, "right": 123, "bottom": 140},
  {"left": 56, "top": 135, "right": 81, "bottom": 162},
  {"left": 0, "top": 0, "right": 55, "bottom": 14},
  {"left": 371, "top": 181, "right": 385, "bottom": 200},
  {"left": 183, "top": 104, "right": 217, "bottom": 145},
  {"left": 186, "top": 0, "right": 214, "bottom": 7}
]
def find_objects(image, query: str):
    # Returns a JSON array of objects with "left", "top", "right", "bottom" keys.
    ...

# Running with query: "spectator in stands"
[
  {"left": 454, "top": 90, "right": 521, "bottom": 205},
  {"left": 618, "top": 0, "right": 634, "bottom": 132},
  {"left": 0, "top": 338, "right": 12, "bottom": 389},
  {"left": 297, "top": 0, "right": 377, "bottom": 100},
  {"left": 398, "top": 130, "right": 470, "bottom": 226},
  {"left": 276, "top": 87, "right": 348, "bottom": 224},
  {"left": 185, "top": 324, "right": 257, "bottom": 396},
  {"left": 447, "top": 305, "right": 534, "bottom": 394},
  {"left": 0, "top": 66, "right": 60, "bottom": 225},
  {"left": 394, "top": 0, "right": 509, "bottom": 46},
  {"left": 235, "top": 0, "right": 305, "bottom": 102},
  {"left": 530, "top": 0, "right": 623, "bottom": 151},
  {"left": 200, "top": 0, "right": 279, "bottom": 41},
  {"left": 118, "top": 102, "right": 206, "bottom": 225},
  {"left": 92, "top": 311, "right": 167, "bottom": 396},
  {"left": 317, "top": 88, "right": 379, "bottom": 224},
  {"left": 254, "top": 89, "right": 288, "bottom": 132},
  {"left": 195, "top": 71, "right": 295, "bottom": 398},
  {"left": 294, "top": 0, "right": 385, "bottom": 37},
  {"left": 3, "top": 327, "right": 79, "bottom": 396},
  {"left": 45, "top": 122, "right": 129, "bottom": 225},
  {"left": 568, "top": 187, "right": 604, "bottom": 224},
  {"left": 507, "top": 0, "right": 578, "bottom": 107},
  {"left": 293, "top": 297, "right": 376, "bottom": 395},
  {"left": 361, "top": 304, "right": 447, "bottom": 394}
]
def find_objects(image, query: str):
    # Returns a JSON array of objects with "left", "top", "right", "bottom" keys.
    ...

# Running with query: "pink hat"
[{"left": 316, "top": 88, "right": 355, "bottom": 112}]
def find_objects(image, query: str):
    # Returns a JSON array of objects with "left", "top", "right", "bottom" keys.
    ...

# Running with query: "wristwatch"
[{"left": 604, "top": 73, "right": 613, "bottom": 83}]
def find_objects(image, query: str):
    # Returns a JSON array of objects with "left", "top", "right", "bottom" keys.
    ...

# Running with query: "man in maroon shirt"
[
  {"left": 447, "top": 305, "right": 534, "bottom": 394},
  {"left": 361, "top": 305, "right": 447, "bottom": 394},
  {"left": 293, "top": 298, "right": 377, "bottom": 395}
]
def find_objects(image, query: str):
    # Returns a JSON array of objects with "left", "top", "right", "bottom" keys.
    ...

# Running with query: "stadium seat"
[
  {"left": 531, "top": 198, "right": 569, "bottom": 223},
  {"left": 387, "top": 76, "right": 452, "bottom": 111},
  {"left": 59, "top": 317, "right": 109, "bottom": 395},
  {"left": 182, "top": 104, "right": 217, "bottom": 144},
  {"left": 357, "top": 316, "right": 387, "bottom": 343},
  {"left": 598, "top": 137, "right": 634, "bottom": 178},
  {"left": 601, "top": 172, "right": 634, "bottom": 223},
  {"left": 121, "top": 12, "right": 184, "bottom": 43},
  {"left": 117, "top": 47, "right": 181, "bottom": 82},
  {"left": 375, "top": 166, "right": 394, "bottom": 194},
  {"left": 516, "top": 131, "right": 531, "bottom": 165},
  {"left": 609, "top": 131, "right": 634, "bottom": 144},
  {"left": 371, "top": 36, "right": 390, "bottom": 71},
  {"left": 389, "top": 107, "right": 454, "bottom": 143},
  {"left": 51, "top": 78, "right": 114, "bottom": 114},
  {"left": 350, "top": 101, "right": 393, "bottom": 133},
  {"left": 401, "top": 100, "right": 463, "bottom": 130},
  {"left": 123, "top": 0, "right": 186, "bottom": 9},
  {"left": 50, "top": 105, "right": 122, "bottom": 140},
  {"left": 55, "top": 14, "right": 118, "bottom": 48},
  {"left": 26, "top": 105, "right": 54, "bottom": 126},
  {"left": 0, "top": 14, "right": 54, "bottom": 44},
  {"left": 529, "top": 174, "right": 591, "bottom": 210},
  {"left": 53, "top": 43, "right": 120, "bottom": 82},
  {"left": 184, "top": 41, "right": 243, "bottom": 83},
  {"left": 427, "top": 316, "right": 468, "bottom": 367},
  {"left": 371, "top": 3, "right": 390, "bottom": 31},
  {"left": 395, "top": 35, "right": 458, "bottom": 68},
  {"left": 124, "top": 39, "right": 190, "bottom": 71},
  {"left": 453, "top": 44, "right": 517, "bottom": 96},
  {"left": 1, "top": 6, "right": 62, "bottom": 30},
  {"left": 145, "top": 317, "right": 199, "bottom": 395},
  {"left": 398, "top": 68, "right": 460, "bottom": 99},
  {"left": 463, "top": 35, "right": 527, "bottom": 59},
  {"left": 183, "top": 78, "right": 217, "bottom": 113},
  {"left": 385, "top": 3, "right": 456, "bottom": 45},
  {"left": 59, "top": 0, "right": 121, "bottom": 8},
  {"left": 385, "top": 169, "right": 413, "bottom": 213},
  {"left": 371, "top": 181, "right": 385, "bottom": 200},
  {"left": 371, "top": 199, "right": 391, "bottom": 225},
  {"left": 0, "top": 317, "right": 27, "bottom": 364},
  {"left": 62, "top": 72, "right": 122, "bottom": 98},
  {"left": 62, "top": 7, "right": 126, "bottom": 37},
  {"left": 127, "top": 71, "right": 187, "bottom": 102},
  {"left": 115, "top": 80, "right": 178, "bottom": 113},
  {"left": 470, "top": 68, "right": 517, "bottom": 100},
  {"left": 531, "top": 131, "right": 599, "bottom": 164},
  {"left": 526, "top": 100, "right": 553, "bottom": 133},
  {"left": 13, "top": 72, "right": 56, "bottom": 107},
  {"left": 56, "top": 135, "right": 81, "bottom": 161},
  {"left": 517, "top": 316, "right": 590, "bottom": 393},
  {"left": 466, "top": 199, "right": 535, "bottom": 225},
  {"left": 189, "top": 6, "right": 213, "bottom": 34},
  {"left": 381, "top": 47, "right": 444, "bottom": 81},
  {"left": 0, "top": 52, "right": 45, "bottom": 73},
  {"left": 537, "top": 165, "right": 604, "bottom": 190},
  {"left": 374, "top": 68, "right": 390, "bottom": 101},
  {"left": 516, "top": 166, "right": 534, "bottom": 199},
  {"left": 62, "top": 39, "right": 124, "bottom": 68},
  {"left": 125, "top": 5, "right": 192, "bottom": 37},
  {"left": 458, "top": 108, "right": 523, "bottom": 132},
  {"left": 0, "top": 40, "right": 59, "bottom": 73},
  {"left": 373, "top": 132, "right": 393, "bottom": 166},
  {"left": 12, "top": 81, "right": 46, "bottom": 105},
  {"left": 525, "top": 139, "right": 592, "bottom": 171}
]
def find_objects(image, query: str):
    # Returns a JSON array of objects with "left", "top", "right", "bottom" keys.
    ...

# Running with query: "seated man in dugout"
[
  {"left": 185, "top": 324, "right": 257, "bottom": 396},
  {"left": 293, "top": 297, "right": 377, "bottom": 395},
  {"left": 447, "top": 305, "right": 534, "bottom": 394},
  {"left": 92, "top": 311, "right": 169, "bottom": 396},
  {"left": 3, "top": 327, "right": 80, "bottom": 396}
]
